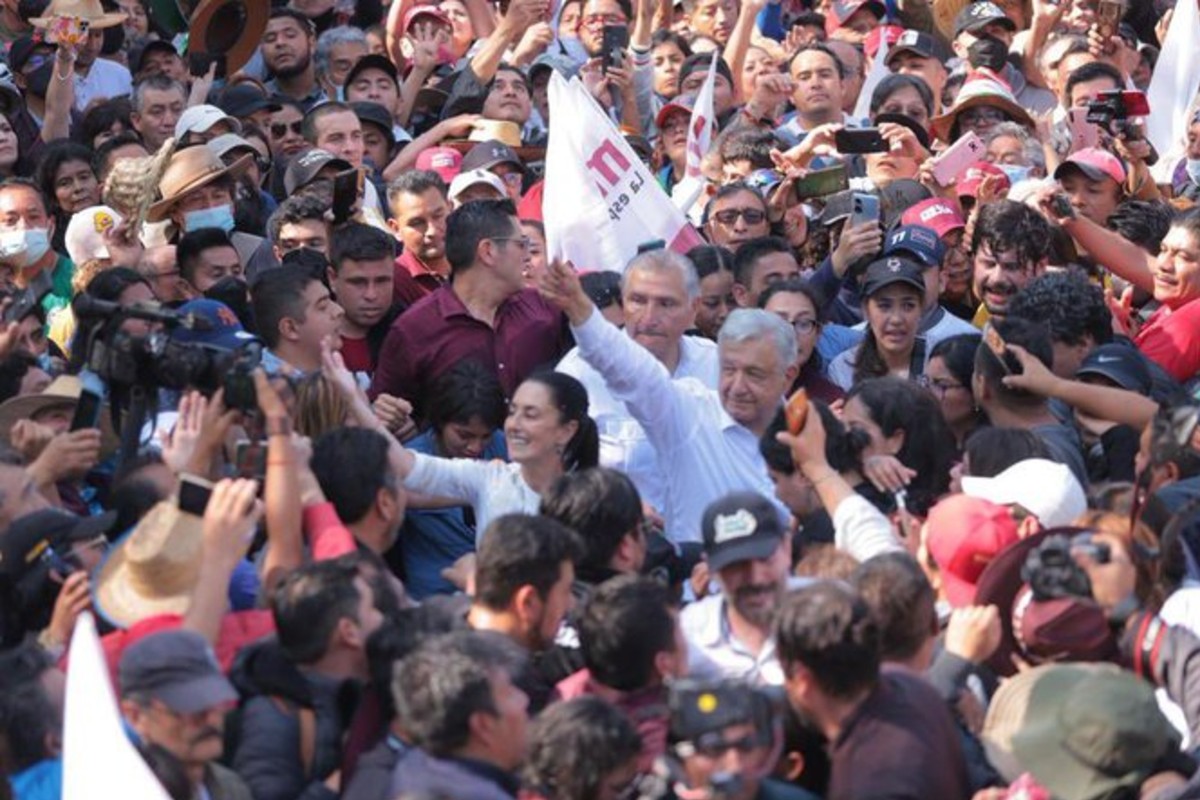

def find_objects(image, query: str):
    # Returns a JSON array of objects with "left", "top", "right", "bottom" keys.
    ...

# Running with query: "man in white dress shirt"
[
  {"left": 540, "top": 260, "right": 795, "bottom": 543},
  {"left": 557, "top": 249, "right": 718, "bottom": 515}
]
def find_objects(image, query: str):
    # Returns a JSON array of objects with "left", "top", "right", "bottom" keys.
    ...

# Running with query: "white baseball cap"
[
  {"left": 960, "top": 458, "right": 1087, "bottom": 529},
  {"left": 65, "top": 205, "right": 124, "bottom": 266},
  {"left": 175, "top": 104, "right": 242, "bottom": 139},
  {"left": 448, "top": 168, "right": 507, "bottom": 203}
]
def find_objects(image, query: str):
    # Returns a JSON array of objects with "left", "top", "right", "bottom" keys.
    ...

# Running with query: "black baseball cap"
[
  {"left": 283, "top": 148, "right": 353, "bottom": 195},
  {"left": 884, "top": 224, "right": 945, "bottom": 268},
  {"left": 860, "top": 255, "right": 926, "bottom": 297},
  {"left": 461, "top": 139, "right": 525, "bottom": 174},
  {"left": 216, "top": 83, "right": 281, "bottom": 119},
  {"left": 887, "top": 29, "right": 950, "bottom": 64},
  {"left": 701, "top": 492, "right": 785, "bottom": 572},
  {"left": 344, "top": 53, "right": 398, "bottom": 91},
  {"left": 350, "top": 101, "right": 396, "bottom": 149},
  {"left": 129, "top": 39, "right": 179, "bottom": 76},
  {"left": 0, "top": 509, "right": 117, "bottom": 580},
  {"left": 678, "top": 52, "right": 733, "bottom": 92},
  {"left": 8, "top": 35, "right": 52, "bottom": 73},
  {"left": 118, "top": 630, "right": 238, "bottom": 714},
  {"left": 1075, "top": 344, "right": 1153, "bottom": 396},
  {"left": 954, "top": 1, "right": 1016, "bottom": 37}
]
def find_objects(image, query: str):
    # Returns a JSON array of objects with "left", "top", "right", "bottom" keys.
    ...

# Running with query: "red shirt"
[
  {"left": 1135, "top": 299, "right": 1200, "bottom": 383},
  {"left": 369, "top": 285, "right": 568, "bottom": 405},
  {"left": 340, "top": 335, "right": 373, "bottom": 374},
  {"left": 393, "top": 250, "right": 449, "bottom": 306}
]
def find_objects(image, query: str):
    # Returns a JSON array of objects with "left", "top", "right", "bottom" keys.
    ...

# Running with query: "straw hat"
[
  {"left": 93, "top": 502, "right": 205, "bottom": 629},
  {"left": 146, "top": 143, "right": 252, "bottom": 223},
  {"left": 0, "top": 374, "right": 119, "bottom": 454},
  {"left": 468, "top": 119, "right": 522, "bottom": 149},
  {"left": 31, "top": 0, "right": 127, "bottom": 28},
  {"left": 930, "top": 69, "right": 1035, "bottom": 144}
]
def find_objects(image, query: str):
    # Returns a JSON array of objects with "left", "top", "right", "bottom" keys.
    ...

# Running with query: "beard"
[
  {"left": 273, "top": 50, "right": 312, "bottom": 80},
  {"left": 731, "top": 582, "right": 782, "bottom": 628}
]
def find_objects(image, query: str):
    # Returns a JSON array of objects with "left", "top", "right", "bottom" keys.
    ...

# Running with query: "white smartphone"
[{"left": 931, "top": 131, "right": 985, "bottom": 186}]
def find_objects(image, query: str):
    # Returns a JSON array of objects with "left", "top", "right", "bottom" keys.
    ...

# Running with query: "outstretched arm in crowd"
[
  {"left": 1020, "top": 0, "right": 1064, "bottom": 91},
  {"left": 255, "top": 371, "right": 304, "bottom": 593},
  {"left": 183, "top": 478, "right": 262, "bottom": 645},
  {"left": 41, "top": 41, "right": 75, "bottom": 144},
  {"left": 469, "top": 0, "right": 547, "bottom": 87},
  {"left": 1037, "top": 191, "right": 1156, "bottom": 294},
  {"left": 384, "top": 114, "right": 480, "bottom": 181},
  {"left": 723, "top": 0, "right": 768, "bottom": 104}
]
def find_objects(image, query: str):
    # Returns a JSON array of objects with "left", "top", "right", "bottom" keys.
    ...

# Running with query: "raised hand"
[
  {"left": 200, "top": 478, "right": 263, "bottom": 567},
  {"left": 159, "top": 391, "right": 207, "bottom": 474},
  {"left": 537, "top": 259, "right": 592, "bottom": 324}
]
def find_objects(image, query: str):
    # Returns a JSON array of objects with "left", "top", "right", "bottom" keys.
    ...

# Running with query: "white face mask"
[
  {"left": 0, "top": 228, "right": 49, "bottom": 269},
  {"left": 1186, "top": 159, "right": 1200, "bottom": 184}
]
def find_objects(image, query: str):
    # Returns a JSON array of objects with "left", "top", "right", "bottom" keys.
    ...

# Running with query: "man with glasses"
[
  {"left": 704, "top": 185, "right": 772, "bottom": 252},
  {"left": 370, "top": 199, "right": 568, "bottom": 412},
  {"left": 578, "top": 0, "right": 631, "bottom": 57}
]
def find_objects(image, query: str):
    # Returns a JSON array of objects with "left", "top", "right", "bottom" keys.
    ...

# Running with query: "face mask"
[
  {"left": 183, "top": 204, "right": 235, "bottom": 234},
  {"left": 998, "top": 163, "right": 1032, "bottom": 185},
  {"left": 25, "top": 61, "right": 52, "bottom": 99},
  {"left": 0, "top": 228, "right": 48, "bottom": 268},
  {"left": 1186, "top": 159, "right": 1200, "bottom": 184},
  {"left": 23, "top": 228, "right": 49, "bottom": 265}
]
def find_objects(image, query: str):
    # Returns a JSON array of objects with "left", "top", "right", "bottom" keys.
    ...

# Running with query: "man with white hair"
[
  {"left": 541, "top": 260, "right": 795, "bottom": 543},
  {"left": 557, "top": 250, "right": 718, "bottom": 514}
]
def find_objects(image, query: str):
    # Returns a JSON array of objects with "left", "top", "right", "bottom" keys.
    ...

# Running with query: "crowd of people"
[{"left": 4, "top": 0, "right": 1200, "bottom": 797}]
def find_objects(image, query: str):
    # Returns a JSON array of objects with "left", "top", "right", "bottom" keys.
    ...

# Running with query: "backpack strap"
[{"left": 268, "top": 696, "right": 318, "bottom": 779}]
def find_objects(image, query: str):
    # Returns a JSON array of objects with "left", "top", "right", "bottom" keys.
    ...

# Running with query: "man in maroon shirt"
[
  {"left": 328, "top": 222, "right": 402, "bottom": 377},
  {"left": 387, "top": 170, "right": 452, "bottom": 306},
  {"left": 370, "top": 199, "right": 568, "bottom": 411}
]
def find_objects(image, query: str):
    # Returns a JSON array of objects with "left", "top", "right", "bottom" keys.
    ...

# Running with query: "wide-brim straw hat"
[
  {"left": 31, "top": 0, "right": 127, "bottom": 29},
  {"left": 146, "top": 143, "right": 252, "bottom": 223},
  {"left": 931, "top": 69, "right": 1035, "bottom": 143},
  {"left": 93, "top": 501, "right": 205, "bottom": 629},
  {"left": 0, "top": 374, "right": 119, "bottom": 455}
]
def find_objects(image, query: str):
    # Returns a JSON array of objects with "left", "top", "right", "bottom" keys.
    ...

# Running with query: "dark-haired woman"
[
  {"left": 760, "top": 279, "right": 843, "bottom": 404},
  {"left": 922, "top": 334, "right": 984, "bottom": 451},
  {"left": 688, "top": 244, "right": 735, "bottom": 340},
  {"left": 828, "top": 261, "right": 925, "bottom": 390}
]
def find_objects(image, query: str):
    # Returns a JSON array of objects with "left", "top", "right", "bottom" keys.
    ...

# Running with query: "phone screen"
[
  {"left": 331, "top": 168, "right": 362, "bottom": 224},
  {"left": 178, "top": 475, "right": 214, "bottom": 517},
  {"left": 69, "top": 390, "right": 102, "bottom": 432}
]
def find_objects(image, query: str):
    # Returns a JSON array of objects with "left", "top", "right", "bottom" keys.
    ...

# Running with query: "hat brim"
[
  {"left": 188, "top": 0, "right": 270, "bottom": 77},
  {"left": 156, "top": 673, "right": 239, "bottom": 714},
  {"left": 886, "top": 44, "right": 935, "bottom": 65},
  {"left": 1075, "top": 363, "right": 1141, "bottom": 391},
  {"left": 31, "top": 11, "right": 126, "bottom": 28},
  {"left": 1054, "top": 161, "right": 1119, "bottom": 185},
  {"left": 0, "top": 392, "right": 120, "bottom": 457},
  {"left": 706, "top": 535, "right": 782, "bottom": 572},
  {"left": 863, "top": 274, "right": 926, "bottom": 297},
  {"left": 68, "top": 509, "right": 118, "bottom": 543},
  {"left": 146, "top": 152, "right": 253, "bottom": 223},
  {"left": 92, "top": 525, "right": 194, "bottom": 630},
  {"left": 931, "top": 93, "right": 1034, "bottom": 144},
  {"left": 961, "top": 15, "right": 1017, "bottom": 35}
]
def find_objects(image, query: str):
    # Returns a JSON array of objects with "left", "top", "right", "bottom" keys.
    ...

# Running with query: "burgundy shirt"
[
  {"left": 369, "top": 285, "right": 569, "bottom": 406},
  {"left": 393, "top": 250, "right": 450, "bottom": 307}
]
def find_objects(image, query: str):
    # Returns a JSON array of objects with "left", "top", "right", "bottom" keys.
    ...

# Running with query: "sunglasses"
[
  {"left": 269, "top": 120, "right": 302, "bottom": 139},
  {"left": 712, "top": 208, "right": 766, "bottom": 226}
]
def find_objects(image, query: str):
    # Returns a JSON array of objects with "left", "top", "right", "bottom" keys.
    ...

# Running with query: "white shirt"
[
  {"left": 404, "top": 453, "right": 540, "bottom": 543},
  {"left": 557, "top": 333, "right": 718, "bottom": 513},
  {"left": 74, "top": 57, "right": 132, "bottom": 113},
  {"left": 571, "top": 308, "right": 788, "bottom": 543}
]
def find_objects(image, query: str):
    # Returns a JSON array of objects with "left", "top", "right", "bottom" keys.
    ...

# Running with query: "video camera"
[{"left": 1085, "top": 90, "right": 1158, "bottom": 164}]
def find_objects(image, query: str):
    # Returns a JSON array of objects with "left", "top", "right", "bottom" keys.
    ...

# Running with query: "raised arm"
[
  {"left": 469, "top": 0, "right": 547, "bottom": 85},
  {"left": 42, "top": 42, "right": 75, "bottom": 144},
  {"left": 1040, "top": 193, "right": 1156, "bottom": 293},
  {"left": 184, "top": 479, "right": 262, "bottom": 645},
  {"left": 723, "top": 0, "right": 768, "bottom": 104}
]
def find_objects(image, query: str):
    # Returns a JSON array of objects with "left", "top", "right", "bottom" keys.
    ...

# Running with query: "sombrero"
[
  {"left": 930, "top": 69, "right": 1035, "bottom": 144},
  {"left": 146, "top": 143, "right": 253, "bottom": 223},
  {"left": 30, "top": 0, "right": 126, "bottom": 29},
  {"left": 0, "top": 374, "right": 120, "bottom": 455}
]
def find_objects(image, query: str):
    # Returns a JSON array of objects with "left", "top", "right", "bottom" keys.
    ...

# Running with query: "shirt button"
[{"left": 498, "top": 362, "right": 506, "bottom": 369}]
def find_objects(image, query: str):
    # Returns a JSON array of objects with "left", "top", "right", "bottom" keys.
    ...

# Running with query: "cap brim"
[
  {"left": 156, "top": 673, "right": 238, "bottom": 714},
  {"left": 864, "top": 274, "right": 926, "bottom": 297},
  {"left": 931, "top": 93, "right": 1034, "bottom": 143},
  {"left": 706, "top": 535, "right": 781, "bottom": 573},
  {"left": 1074, "top": 363, "right": 1137, "bottom": 390},
  {"left": 67, "top": 509, "right": 118, "bottom": 543}
]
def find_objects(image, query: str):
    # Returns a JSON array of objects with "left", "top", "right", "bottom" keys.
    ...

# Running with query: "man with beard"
[
  {"left": 681, "top": 492, "right": 795, "bottom": 686},
  {"left": 263, "top": 8, "right": 327, "bottom": 111},
  {"left": 386, "top": 170, "right": 451, "bottom": 305},
  {"left": 969, "top": 199, "right": 1052, "bottom": 327},
  {"left": 578, "top": 0, "right": 631, "bottom": 56},
  {"left": 119, "top": 630, "right": 253, "bottom": 800}
]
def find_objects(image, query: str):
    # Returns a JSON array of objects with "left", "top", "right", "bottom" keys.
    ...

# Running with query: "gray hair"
[
  {"left": 622, "top": 249, "right": 700, "bottom": 300},
  {"left": 718, "top": 308, "right": 798, "bottom": 368},
  {"left": 986, "top": 123, "right": 1046, "bottom": 171},
  {"left": 131, "top": 74, "right": 185, "bottom": 114},
  {"left": 314, "top": 26, "right": 368, "bottom": 80}
]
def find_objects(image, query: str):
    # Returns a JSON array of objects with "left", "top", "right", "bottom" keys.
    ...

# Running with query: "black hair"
[
  {"left": 301, "top": 100, "right": 354, "bottom": 146},
  {"left": 367, "top": 604, "right": 462, "bottom": 721},
  {"left": 732, "top": 236, "right": 793, "bottom": 288},
  {"left": 760, "top": 401, "right": 870, "bottom": 478},
  {"left": 539, "top": 467, "right": 643, "bottom": 573},
  {"left": 869, "top": 73, "right": 934, "bottom": 120},
  {"left": 269, "top": 7, "right": 315, "bottom": 35},
  {"left": 251, "top": 267, "right": 321, "bottom": 349},
  {"left": 426, "top": 360, "right": 507, "bottom": 434},
  {"left": 651, "top": 29, "right": 692, "bottom": 58},
  {"left": 719, "top": 129, "right": 781, "bottom": 170},
  {"left": 522, "top": 697, "right": 643, "bottom": 800},
  {"left": 177, "top": 227, "right": 235, "bottom": 286},
  {"left": 792, "top": 10, "right": 827, "bottom": 29},
  {"left": 973, "top": 315, "right": 1055, "bottom": 409},
  {"left": 578, "top": 575, "right": 675, "bottom": 691},
  {"left": 579, "top": 271, "right": 622, "bottom": 310},
  {"left": 474, "top": 514, "right": 584, "bottom": 611},
  {"left": 69, "top": 267, "right": 151, "bottom": 372},
  {"left": 1063, "top": 61, "right": 1123, "bottom": 105},
  {"left": 311, "top": 427, "right": 397, "bottom": 525},
  {"left": 853, "top": 552, "right": 936, "bottom": 663},
  {"left": 963, "top": 427, "right": 1050, "bottom": 477},
  {"left": 845, "top": 377, "right": 956, "bottom": 515},
  {"left": 970, "top": 199, "right": 1054, "bottom": 271},
  {"left": 271, "top": 557, "right": 367, "bottom": 665},
  {"left": 775, "top": 580, "right": 880, "bottom": 699},
  {"left": 108, "top": 453, "right": 169, "bottom": 538},
  {"left": 788, "top": 42, "right": 846, "bottom": 79},
  {"left": 0, "top": 352, "right": 39, "bottom": 404},
  {"left": 35, "top": 141, "right": 95, "bottom": 217},
  {"left": 522, "top": 370, "right": 600, "bottom": 472},
  {"left": 851, "top": 282, "right": 924, "bottom": 387},
  {"left": 204, "top": 276, "right": 256, "bottom": 333},
  {"left": 386, "top": 168, "right": 447, "bottom": 213},
  {"left": 0, "top": 682, "right": 58, "bottom": 772},
  {"left": 1106, "top": 200, "right": 1174, "bottom": 255},
  {"left": 702, "top": 181, "right": 767, "bottom": 226},
  {"left": 687, "top": 244, "right": 734, "bottom": 280},
  {"left": 93, "top": 132, "right": 147, "bottom": 181},
  {"left": 444, "top": 199, "right": 519, "bottom": 275},
  {"left": 267, "top": 193, "right": 332, "bottom": 246},
  {"left": 928, "top": 333, "right": 981, "bottom": 389},
  {"left": 330, "top": 221, "right": 395, "bottom": 271},
  {"left": 1006, "top": 269, "right": 1112, "bottom": 348},
  {"left": 76, "top": 97, "right": 134, "bottom": 149}
]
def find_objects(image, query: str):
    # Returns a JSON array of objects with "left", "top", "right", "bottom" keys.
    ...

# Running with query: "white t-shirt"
[{"left": 74, "top": 57, "right": 132, "bottom": 112}]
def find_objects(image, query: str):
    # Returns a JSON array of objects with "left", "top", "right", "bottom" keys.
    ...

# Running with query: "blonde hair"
[{"left": 294, "top": 372, "right": 355, "bottom": 439}]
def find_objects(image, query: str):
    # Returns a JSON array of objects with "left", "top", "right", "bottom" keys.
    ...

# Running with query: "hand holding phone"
[
  {"left": 46, "top": 15, "right": 89, "bottom": 46},
  {"left": 331, "top": 168, "right": 364, "bottom": 224},
  {"left": 834, "top": 127, "right": 888, "bottom": 155},
  {"left": 69, "top": 389, "right": 102, "bottom": 432},
  {"left": 601, "top": 24, "right": 629, "bottom": 74},
  {"left": 178, "top": 473, "right": 215, "bottom": 517},
  {"left": 793, "top": 164, "right": 849, "bottom": 200},
  {"left": 785, "top": 389, "right": 809, "bottom": 435},
  {"left": 930, "top": 131, "right": 984, "bottom": 186},
  {"left": 849, "top": 192, "right": 880, "bottom": 228}
]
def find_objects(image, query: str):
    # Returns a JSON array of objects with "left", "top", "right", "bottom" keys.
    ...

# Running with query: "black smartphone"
[
  {"left": 793, "top": 164, "right": 849, "bottom": 200},
  {"left": 601, "top": 25, "right": 629, "bottom": 74},
  {"left": 69, "top": 389, "right": 103, "bottom": 432},
  {"left": 178, "top": 474, "right": 214, "bottom": 517},
  {"left": 188, "top": 51, "right": 227, "bottom": 80},
  {"left": 331, "top": 168, "right": 362, "bottom": 225},
  {"left": 834, "top": 127, "right": 889, "bottom": 154},
  {"left": 1050, "top": 193, "right": 1075, "bottom": 219}
]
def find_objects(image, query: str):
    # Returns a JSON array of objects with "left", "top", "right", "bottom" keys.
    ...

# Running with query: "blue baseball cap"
[
  {"left": 170, "top": 299, "right": 257, "bottom": 350},
  {"left": 884, "top": 224, "right": 946, "bottom": 269}
]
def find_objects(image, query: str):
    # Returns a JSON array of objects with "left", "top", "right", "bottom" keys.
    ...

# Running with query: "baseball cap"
[
  {"left": 883, "top": 224, "right": 945, "bottom": 268},
  {"left": 64, "top": 205, "right": 123, "bottom": 266},
  {"left": 887, "top": 29, "right": 948, "bottom": 65},
  {"left": 216, "top": 83, "right": 281, "bottom": 119},
  {"left": 118, "top": 630, "right": 238, "bottom": 714},
  {"left": 8, "top": 35, "right": 52, "bottom": 73},
  {"left": 0, "top": 508, "right": 118, "bottom": 580},
  {"left": 873, "top": 112, "right": 931, "bottom": 149},
  {"left": 350, "top": 101, "right": 397, "bottom": 149},
  {"left": 1053, "top": 147, "right": 1127, "bottom": 185},
  {"left": 957, "top": 161, "right": 1010, "bottom": 200},
  {"left": 925, "top": 494, "right": 1019, "bottom": 608},
  {"left": 860, "top": 256, "right": 926, "bottom": 297},
  {"left": 416, "top": 146, "right": 462, "bottom": 184},
  {"left": 954, "top": 1, "right": 1016, "bottom": 37},
  {"left": 284, "top": 148, "right": 353, "bottom": 195},
  {"left": 448, "top": 168, "right": 508, "bottom": 203},
  {"left": 1075, "top": 344, "right": 1152, "bottom": 395},
  {"left": 404, "top": 4, "right": 452, "bottom": 30},
  {"left": 461, "top": 139, "right": 525, "bottom": 174},
  {"left": 656, "top": 93, "right": 695, "bottom": 129},
  {"left": 207, "top": 133, "right": 259, "bottom": 162},
  {"left": 961, "top": 458, "right": 1087, "bottom": 528},
  {"left": 678, "top": 53, "right": 734, "bottom": 92},
  {"left": 345, "top": 53, "right": 399, "bottom": 91},
  {"left": 175, "top": 104, "right": 242, "bottom": 139},
  {"left": 825, "top": 0, "right": 886, "bottom": 35},
  {"left": 701, "top": 492, "right": 785, "bottom": 572},
  {"left": 170, "top": 299, "right": 258, "bottom": 350},
  {"left": 900, "top": 198, "right": 965, "bottom": 239},
  {"left": 879, "top": 179, "right": 933, "bottom": 229},
  {"left": 529, "top": 51, "right": 581, "bottom": 82},
  {"left": 129, "top": 39, "right": 179, "bottom": 76}
]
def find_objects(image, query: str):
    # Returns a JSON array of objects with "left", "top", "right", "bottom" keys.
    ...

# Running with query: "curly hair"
[
  {"left": 1006, "top": 269, "right": 1112, "bottom": 347},
  {"left": 970, "top": 199, "right": 1054, "bottom": 270}
]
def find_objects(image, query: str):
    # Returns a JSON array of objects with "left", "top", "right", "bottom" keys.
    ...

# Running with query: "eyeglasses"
[
  {"left": 959, "top": 106, "right": 1008, "bottom": 126},
  {"left": 491, "top": 235, "right": 532, "bottom": 251},
  {"left": 917, "top": 374, "right": 967, "bottom": 397},
  {"left": 269, "top": 120, "right": 303, "bottom": 139},
  {"left": 582, "top": 13, "right": 627, "bottom": 26},
  {"left": 712, "top": 208, "right": 767, "bottom": 226},
  {"left": 784, "top": 317, "right": 818, "bottom": 335}
]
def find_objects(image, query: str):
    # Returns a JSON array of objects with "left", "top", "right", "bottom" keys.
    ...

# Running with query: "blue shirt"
[{"left": 399, "top": 428, "right": 508, "bottom": 599}]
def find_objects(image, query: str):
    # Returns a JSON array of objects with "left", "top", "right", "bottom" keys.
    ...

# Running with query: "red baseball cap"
[
  {"left": 655, "top": 94, "right": 695, "bottom": 130},
  {"left": 403, "top": 4, "right": 452, "bottom": 30},
  {"left": 1053, "top": 147, "right": 1127, "bottom": 186},
  {"left": 957, "top": 160, "right": 1011, "bottom": 200},
  {"left": 416, "top": 146, "right": 462, "bottom": 184},
  {"left": 925, "top": 494, "right": 1020, "bottom": 608},
  {"left": 864, "top": 24, "right": 904, "bottom": 60},
  {"left": 901, "top": 198, "right": 965, "bottom": 239},
  {"left": 824, "top": 0, "right": 886, "bottom": 36}
]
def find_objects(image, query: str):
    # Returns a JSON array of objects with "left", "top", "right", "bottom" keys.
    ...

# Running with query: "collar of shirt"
[
  {"left": 265, "top": 79, "right": 327, "bottom": 109},
  {"left": 398, "top": 249, "right": 445, "bottom": 280}
]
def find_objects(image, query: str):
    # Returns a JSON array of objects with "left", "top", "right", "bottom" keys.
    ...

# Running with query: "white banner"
[
  {"left": 672, "top": 51, "right": 719, "bottom": 221},
  {"left": 854, "top": 37, "right": 890, "bottom": 121},
  {"left": 544, "top": 73, "right": 704, "bottom": 272},
  {"left": 1146, "top": 0, "right": 1200, "bottom": 171}
]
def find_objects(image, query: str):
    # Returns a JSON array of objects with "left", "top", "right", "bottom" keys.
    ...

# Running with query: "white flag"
[
  {"left": 671, "top": 51, "right": 719, "bottom": 220},
  {"left": 854, "top": 37, "right": 891, "bottom": 121},
  {"left": 543, "top": 73, "right": 704, "bottom": 272},
  {"left": 63, "top": 614, "right": 171, "bottom": 800},
  {"left": 1146, "top": 0, "right": 1200, "bottom": 176}
]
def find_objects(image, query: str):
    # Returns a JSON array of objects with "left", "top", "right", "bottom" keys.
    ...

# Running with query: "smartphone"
[
  {"left": 1094, "top": 0, "right": 1125, "bottom": 54},
  {"left": 47, "top": 15, "right": 89, "bottom": 46},
  {"left": 178, "top": 473, "right": 215, "bottom": 517},
  {"left": 1067, "top": 106, "right": 1101, "bottom": 151},
  {"left": 793, "top": 164, "right": 849, "bottom": 200},
  {"left": 1050, "top": 193, "right": 1074, "bottom": 219},
  {"left": 43, "top": 546, "right": 78, "bottom": 578},
  {"left": 188, "top": 51, "right": 227, "bottom": 81},
  {"left": 931, "top": 131, "right": 984, "bottom": 186},
  {"left": 785, "top": 389, "right": 809, "bottom": 435},
  {"left": 235, "top": 439, "right": 267, "bottom": 483},
  {"left": 834, "top": 127, "right": 888, "bottom": 154},
  {"left": 601, "top": 24, "right": 629, "bottom": 74},
  {"left": 331, "top": 168, "right": 363, "bottom": 225},
  {"left": 849, "top": 192, "right": 879, "bottom": 228},
  {"left": 69, "top": 389, "right": 102, "bottom": 432}
]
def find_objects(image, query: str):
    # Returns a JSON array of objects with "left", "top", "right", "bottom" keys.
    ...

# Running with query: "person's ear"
[
  {"left": 513, "top": 584, "right": 543, "bottom": 629},
  {"left": 338, "top": 614, "right": 365, "bottom": 649},
  {"left": 279, "top": 316, "right": 300, "bottom": 343},
  {"left": 779, "top": 751, "right": 805, "bottom": 783},
  {"left": 376, "top": 485, "right": 400, "bottom": 523},
  {"left": 731, "top": 282, "right": 751, "bottom": 308},
  {"left": 326, "top": 266, "right": 337, "bottom": 288},
  {"left": 883, "top": 428, "right": 905, "bottom": 457}
]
